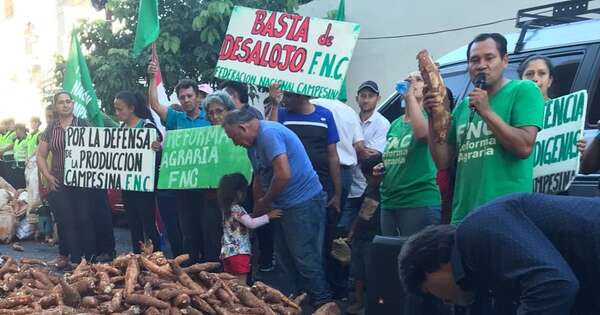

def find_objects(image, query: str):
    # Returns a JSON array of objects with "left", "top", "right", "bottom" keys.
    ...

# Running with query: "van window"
[
  {"left": 544, "top": 54, "right": 583, "bottom": 99},
  {"left": 588, "top": 82, "right": 600, "bottom": 126}
]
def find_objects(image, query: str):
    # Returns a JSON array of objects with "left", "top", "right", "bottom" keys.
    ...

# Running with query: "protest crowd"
[{"left": 1, "top": 4, "right": 600, "bottom": 315}]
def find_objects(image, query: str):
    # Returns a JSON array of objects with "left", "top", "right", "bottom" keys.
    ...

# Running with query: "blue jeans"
[
  {"left": 336, "top": 167, "right": 354, "bottom": 230},
  {"left": 157, "top": 190, "right": 184, "bottom": 257},
  {"left": 380, "top": 206, "right": 441, "bottom": 237},
  {"left": 273, "top": 191, "right": 332, "bottom": 306},
  {"left": 340, "top": 196, "right": 363, "bottom": 232}
]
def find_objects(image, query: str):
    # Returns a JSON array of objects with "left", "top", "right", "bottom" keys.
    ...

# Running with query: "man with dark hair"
[
  {"left": 220, "top": 80, "right": 264, "bottom": 119},
  {"left": 147, "top": 62, "right": 213, "bottom": 263},
  {"left": 398, "top": 193, "right": 600, "bottom": 315},
  {"left": 148, "top": 62, "right": 210, "bottom": 130},
  {"left": 222, "top": 110, "right": 336, "bottom": 310},
  {"left": 267, "top": 90, "right": 342, "bottom": 213},
  {"left": 266, "top": 88, "right": 344, "bottom": 295},
  {"left": 424, "top": 33, "right": 545, "bottom": 224}
]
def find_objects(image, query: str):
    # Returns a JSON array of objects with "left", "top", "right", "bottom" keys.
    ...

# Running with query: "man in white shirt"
[
  {"left": 311, "top": 98, "right": 365, "bottom": 230},
  {"left": 346, "top": 81, "right": 390, "bottom": 230}
]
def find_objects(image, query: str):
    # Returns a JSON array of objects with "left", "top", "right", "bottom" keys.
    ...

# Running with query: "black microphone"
[
  {"left": 473, "top": 73, "right": 486, "bottom": 89},
  {"left": 469, "top": 73, "right": 486, "bottom": 123}
]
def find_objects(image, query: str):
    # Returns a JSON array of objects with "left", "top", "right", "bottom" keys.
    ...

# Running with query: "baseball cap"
[
  {"left": 198, "top": 83, "right": 214, "bottom": 95},
  {"left": 357, "top": 80, "right": 380, "bottom": 94}
]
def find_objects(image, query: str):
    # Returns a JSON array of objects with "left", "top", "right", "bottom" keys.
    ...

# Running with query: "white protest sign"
[
  {"left": 215, "top": 6, "right": 360, "bottom": 99},
  {"left": 64, "top": 127, "right": 157, "bottom": 192},
  {"left": 533, "top": 90, "right": 587, "bottom": 194}
]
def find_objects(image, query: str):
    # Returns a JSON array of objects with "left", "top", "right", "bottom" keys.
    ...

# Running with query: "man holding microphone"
[{"left": 424, "top": 33, "right": 545, "bottom": 224}]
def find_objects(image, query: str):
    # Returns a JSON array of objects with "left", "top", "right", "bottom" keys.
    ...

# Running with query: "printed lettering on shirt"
[
  {"left": 383, "top": 134, "right": 411, "bottom": 166},
  {"left": 456, "top": 120, "right": 497, "bottom": 163}
]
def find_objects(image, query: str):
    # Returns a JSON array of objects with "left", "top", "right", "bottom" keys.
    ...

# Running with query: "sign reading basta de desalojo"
[{"left": 215, "top": 6, "right": 360, "bottom": 99}]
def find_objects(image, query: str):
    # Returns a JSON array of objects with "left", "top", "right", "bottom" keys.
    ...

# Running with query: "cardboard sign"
[
  {"left": 64, "top": 127, "right": 157, "bottom": 191},
  {"left": 533, "top": 90, "right": 587, "bottom": 194},
  {"left": 215, "top": 6, "right": 360, "bottom": 99},
  {"left": 157, "top": 126, "right": 253, "bottom": 189}
]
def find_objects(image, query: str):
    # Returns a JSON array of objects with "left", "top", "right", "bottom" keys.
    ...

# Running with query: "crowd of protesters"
[{"left": 1, "top": 31, "right": 600, "bottom": 314}]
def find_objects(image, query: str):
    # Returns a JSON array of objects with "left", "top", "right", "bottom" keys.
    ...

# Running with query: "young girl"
[{"left": 218, "top": 173, "right": 281, "bottom": 283}]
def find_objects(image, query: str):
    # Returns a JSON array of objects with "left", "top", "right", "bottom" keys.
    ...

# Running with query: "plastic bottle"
[{"left": 395, "top": 80, "right": 410, "bottom": 94}]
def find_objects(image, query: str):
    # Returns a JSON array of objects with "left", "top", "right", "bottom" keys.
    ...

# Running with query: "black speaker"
[{"left": 366, "top": 235, "right": 450, "bottom": 315}]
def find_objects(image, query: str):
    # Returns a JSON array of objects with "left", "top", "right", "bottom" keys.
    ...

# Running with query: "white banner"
[
  {"left": 64, "top": 127, "right": 157, "bottom": 192},
  {"left": 533, "top": 90, "right": 587, "bottom": 194},
  {"left": 215, "top": 6, "right": 360, "bottom": 99}
]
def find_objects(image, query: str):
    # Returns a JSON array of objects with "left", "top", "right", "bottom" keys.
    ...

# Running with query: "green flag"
[
  {"left": 63, "top": 33, "right": 104, "bottom": 127},
  {"left": 132, "top": 0, "right": 159, "bottom": 57},
  {"left": 335, "top": 0, "right": 348, "bottom": 102}
]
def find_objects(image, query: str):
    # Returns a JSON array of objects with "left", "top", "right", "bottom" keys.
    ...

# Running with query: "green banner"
[
  {"left": 63, "top": 32, "right": 104, "bottom": 127},
  {"left": 157, "top": 126, "right": 253, "bottom": 189}
]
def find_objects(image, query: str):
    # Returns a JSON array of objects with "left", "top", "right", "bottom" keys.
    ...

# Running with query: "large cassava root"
[
  {"left": 417, "top": 49, "right": 452, "bottom": 144},
  {"left": 0, "top": 240, "right": 309, "bottom": 314}
]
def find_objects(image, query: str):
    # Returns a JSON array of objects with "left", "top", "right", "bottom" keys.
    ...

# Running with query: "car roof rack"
[{"left": 515, "top": 0, "right": 600, "bottom": 53}]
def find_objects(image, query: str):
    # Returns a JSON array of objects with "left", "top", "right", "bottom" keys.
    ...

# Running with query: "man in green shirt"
[
  {"left": 0, "top": 118, "right": 16, "bottom": 159},
  {"left": 425, "top": 33, "right": 544, "bottom": 224}
]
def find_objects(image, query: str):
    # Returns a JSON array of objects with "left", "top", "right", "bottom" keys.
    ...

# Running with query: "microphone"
[
  {"left": 469, "top": 73, "right": 486, "bottom": 123},
  {"left": 473, "top": 73, "right": 486, "bottom": 89}
]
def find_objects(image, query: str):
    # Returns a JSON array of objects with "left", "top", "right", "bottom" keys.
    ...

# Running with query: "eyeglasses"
[{"left": 207, "top": 107, "right": 226, "bottom": 116}]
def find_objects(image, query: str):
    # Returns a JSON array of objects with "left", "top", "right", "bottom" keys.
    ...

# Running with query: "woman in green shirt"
[{"left": 379, "top": 72, "right": 441, "bottom": 236}]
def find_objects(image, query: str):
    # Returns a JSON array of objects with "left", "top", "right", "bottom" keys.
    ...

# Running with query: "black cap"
[{"left": 357, "top": 80, "right": 380, "bottom": 94}]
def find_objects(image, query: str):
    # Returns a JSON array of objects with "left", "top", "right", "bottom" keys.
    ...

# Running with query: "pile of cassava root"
[{"left": 0, "top": 242, "right": 308, "bottom": 315}]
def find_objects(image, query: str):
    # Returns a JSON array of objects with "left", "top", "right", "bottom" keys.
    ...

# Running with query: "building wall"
[
  {"left": 0, "top": 0, "right": 102, "bottom": 124},
  {"left": 298, "top": 0, "right": 560, "bottom": 108}
]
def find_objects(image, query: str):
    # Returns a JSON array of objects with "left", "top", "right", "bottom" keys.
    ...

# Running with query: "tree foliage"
[{"left": 48, "top": 0, "right": 307, "bottom": 114}]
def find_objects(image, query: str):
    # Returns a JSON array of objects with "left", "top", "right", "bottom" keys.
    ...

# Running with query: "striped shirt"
[
  {"left": 277, "top": 105, "right": 339, "bottom": 184},
  {"left": 41, "top": 117, "right": 89, "bottom": 184}
]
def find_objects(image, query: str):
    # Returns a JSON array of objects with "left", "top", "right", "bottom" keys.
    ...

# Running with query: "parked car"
[{"left": 378, "top": 1, "right": 600, "bottom": 197}]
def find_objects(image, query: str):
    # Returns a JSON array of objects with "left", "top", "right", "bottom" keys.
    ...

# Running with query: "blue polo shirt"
[
  {"left": 248, "top": 121, "right": 322, "bottom": 208},
  {"left": 165, "top": 107, "right": 210, "bottom": 130}
]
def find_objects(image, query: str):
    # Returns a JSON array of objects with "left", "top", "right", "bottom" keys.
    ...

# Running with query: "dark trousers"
[
  {"left": 257, "top": 223, "right": 274, "bottom": 266},
  {"left": 122, "top": 190, "right": 160, "bottom": 254},
  {"left": 244, "top": 178, "right": 274, "bottom": 267},
  {"left": 90, "top": 189, "right": 115, "bottom": 257},
  {"left": 336, "top": 167, "right": 354, "bottom": 231},
  {"left": 273, "top": 191, "right": 331, "bottom": 306},
  {"left": 0, "top": 156, "right": 14, "bottom": 183},
  {"left": 9, "top": 164, "right": 25, "bottom": 189},
  {"left": 322, "top": 173, "right": 351, "bottom": 298},
  {"left": 47, "top": 186, "right": 96, "bottom": 263},
  {"left": 177, "top": 190, "right": 222, "bottom": 264},
  {"left": 157, "top": 189, "right": 184, "bottom": 257}
]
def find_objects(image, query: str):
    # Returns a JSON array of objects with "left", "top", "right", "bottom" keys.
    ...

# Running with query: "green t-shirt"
[
  {"left": 449, "top": 80, "right": 544, "bottom": 224},
  {"left": 26, "top": 130, "right": 40, "bottom": 158},
  {"left": 380, "top": 115, "right": 441, "bottom": 209},
  {"left": 0, "top": 131, "right": 16, "bottom": 156},
  {"left": 13, "top": 137, "right": 28, "bottom": 162}
]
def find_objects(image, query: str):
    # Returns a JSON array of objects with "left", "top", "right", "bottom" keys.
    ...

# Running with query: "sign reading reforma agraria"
[
  {"left": 533, "top": 90, "right": 587, "bottom": 194},
  {"left": 157, "top": 126, "right": 253, "bottom": 189},
  {"left": 64, "top": 127, "right": 157, "bottom": 191},
  {"left": 215, "top": 6, "right": 360, "bottom": 99}
]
